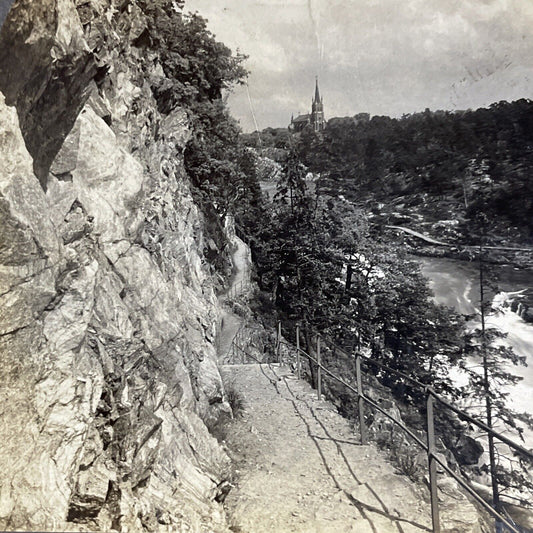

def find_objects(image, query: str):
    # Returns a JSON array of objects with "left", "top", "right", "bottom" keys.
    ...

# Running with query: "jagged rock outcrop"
[
  {"left": 509, "top": 288, "right": 533, "bottom": 323},
  {"left": 0, "top": 1, "right": 232, "bottom": 531}
]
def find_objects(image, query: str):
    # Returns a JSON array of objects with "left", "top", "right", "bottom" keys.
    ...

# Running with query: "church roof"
[{"left": 292, "top": 114, "right": 311, "bottom": 123}]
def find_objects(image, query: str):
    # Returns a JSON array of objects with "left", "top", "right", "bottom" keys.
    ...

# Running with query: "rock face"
[
  {"left": 0, "top": 1, "right": 231, "bottom": 531},
  {"left": 510, "top": 288, "right": 533, "bottom": 323}
]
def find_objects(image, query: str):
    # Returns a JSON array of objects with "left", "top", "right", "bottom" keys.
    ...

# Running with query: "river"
[{"left": 416, "top": 256, "right": 533, "bottom": 447}]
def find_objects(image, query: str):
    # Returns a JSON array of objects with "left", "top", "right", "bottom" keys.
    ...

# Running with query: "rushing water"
[{"left": 416, "top": 256, "right": 533, "bottom": 448}]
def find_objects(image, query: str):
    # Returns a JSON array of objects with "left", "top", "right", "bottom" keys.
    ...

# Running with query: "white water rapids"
[{"left": 417, "top": 257, "right": 533, "bottom": 450}]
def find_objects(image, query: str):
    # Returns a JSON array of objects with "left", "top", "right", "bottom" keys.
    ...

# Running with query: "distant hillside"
[{"left": 296, "top": 100, "right": 533, "bottom": 243}]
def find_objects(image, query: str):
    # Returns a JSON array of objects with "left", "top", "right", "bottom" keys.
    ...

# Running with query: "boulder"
[
  {"left": 454, "top": 435, "right": 484, "bottom": 466},
  {"left": 522, "top": 307, "right": 533, "bottom": 324}
]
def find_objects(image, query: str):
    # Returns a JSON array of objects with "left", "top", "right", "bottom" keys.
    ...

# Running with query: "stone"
[
  {"left": 523, "top": 307, "right": 533, "bottom": 323},
  {"left": 0, "top": 1, "right": 232, "bottom": 531},
  {"left": 0, "top": 0, "right": 99, "bottom": 185},
  {"left": 454, "top": 435, "right": 484, "bottom": 466},
  {"left": 0, "top": 94, "right": 60, "bottom": 334},
  {"left": 68, "top": 457, "right": 116, "bottom": 520}
]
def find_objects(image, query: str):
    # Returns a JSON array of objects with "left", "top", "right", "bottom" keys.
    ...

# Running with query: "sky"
[
  {"left": 185, "top": 0, "right": 533, "bottom": 132},
  {"left": 0, "top": 0, "right": 14, "bottom": 28}
]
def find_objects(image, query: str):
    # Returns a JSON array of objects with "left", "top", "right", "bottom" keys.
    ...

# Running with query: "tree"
[
  {"left": 251, "top": 150, "right": 468, "bottom": 403},
  {"left": 140, "top": 1, "right": 247, "bottom": 113},
  {"left": 297, "top": 100, "right": 533, "bottom": 241},
  {"left": 461, "top": 239, "right": 533, "bottom": 510},
  {"left": 274, "top": 149, "right": 308, "bottom": 215},
  {"left": 138, "top": 0, "right": 252, "bottom": 271}
]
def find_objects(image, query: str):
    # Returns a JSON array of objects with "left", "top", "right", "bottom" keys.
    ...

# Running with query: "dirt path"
[
  {"left": 217, "top": 236, "right": 250, "bottom": 361},
  {"left": 218, "top": 313, "right": 242, "bottom": 362},
  {"left": 221, "top": 364, "right": 482, "bottom": 533},
  {"left": 388, "top": 225, "right": 533, "bottom": 252},
  {"left": 227, "top": 237, "right": 249, "bottom": 295}
]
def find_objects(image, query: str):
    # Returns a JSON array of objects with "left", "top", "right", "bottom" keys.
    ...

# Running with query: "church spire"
[
  {"left": 311, "top": 76, "right": 325, "bottom": 131},
  {"left": 289, "top": 77, "right": 325, "bottom": 132},
  {"left": 314, "top": 76, "right": 321, "bottom": 103}
]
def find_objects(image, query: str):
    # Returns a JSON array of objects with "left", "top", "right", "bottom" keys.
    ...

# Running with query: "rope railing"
[
  {"left": 283, "top": 328, "right": 533, "bottom": 459},
  {"left": 223, "top": 310, "right": 268, "bottom": 363},
  {"left": 314, "top": 336, "right": 533, "bottom": 460},
  {"left": 278, "top": 337, "right": 431, "bottom": 452},
  {"left": 229, "top": 320, "right": 532, "bottom": 533},
  {"left": 226, "top": 321, "right": 247, "bottom": 362},
  {"left": 429, "top": 391, "right": 533, "bottom": 461}
]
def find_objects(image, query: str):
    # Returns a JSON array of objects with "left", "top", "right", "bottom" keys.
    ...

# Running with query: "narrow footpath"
[
  {"left": 221, "top": 364, "right": 483, "bottom": 533},
  {"left": 227, "top": 236, "right": 249, "bottom": 294},
  {"left": 217, "top": 235, "right": 250, "bottom": 361},
  {"left": 217, "top": 232, "right": 483, "bottom": 533}
]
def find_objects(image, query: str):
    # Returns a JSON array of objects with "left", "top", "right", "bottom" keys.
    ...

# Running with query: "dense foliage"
[
  {"left": 294, "top": 100, "right": 533, "bottom": 240},
  {"left": 244, "top": 149, "right": 466, "bottom": 400},
  {"left": 242, "top": 145, "right": 532, "bottom": 506},
  {"left": 139, "top": 0, "right": 247, "bottom": 112},
  {"left": 139, "top": 0, "right": 250, "bottom": 270},
  {"left": 142, "top": 5, "right": 532, "bottom": 504}
]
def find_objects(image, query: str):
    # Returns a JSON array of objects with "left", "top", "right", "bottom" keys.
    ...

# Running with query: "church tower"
[
  {"left": 311, "top": 76, "right": 325, "bottom": 132},
  {"left": 289, "top": 77, "right": 326, "bottom": 132}
]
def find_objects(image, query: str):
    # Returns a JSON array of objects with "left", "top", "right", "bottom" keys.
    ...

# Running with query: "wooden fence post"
[
  {"left": 296, "top": 325, "right": 301, "bottom": 379},
  {"left": 277, "top": 321, "right": 281, "bottom": 364},
  {"left": 427, "top": 391, "right": 441, "bottom": 533},
  {"left": 241, "top": 329, "right": 246, "bottom": 364},
  {"left": 317, "top": 336, "right": 322, "bottom": 401},
  {"left": 356, "top": 356, "right": 367, "bottom": 445}
]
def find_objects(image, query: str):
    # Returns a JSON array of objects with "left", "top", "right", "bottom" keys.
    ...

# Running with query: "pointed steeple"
[
  {"left": 289, "top": 77, "right": 325, "bottom": 132},
  {"left": 314, "top": 76, "right": 321, "bottom": 104},
  {"left": 311, "top": 76, "right": 325, "bottom": 132}
]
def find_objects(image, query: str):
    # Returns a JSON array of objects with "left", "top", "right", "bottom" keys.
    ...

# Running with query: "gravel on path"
[{"left": 221, "top": 364, "right": 442, "bottom": 533}]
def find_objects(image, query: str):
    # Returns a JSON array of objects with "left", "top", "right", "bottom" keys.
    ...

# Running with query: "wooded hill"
[
  {"left": 245, "top": 100, "right": 533, "bottom": 244},
  {"left": 311, "top": 101, "right": 533, "bottom": 241}
]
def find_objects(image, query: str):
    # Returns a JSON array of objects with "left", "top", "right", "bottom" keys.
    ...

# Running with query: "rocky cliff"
[{"left": 0, "top": 1, "right": 233, "bottom": 530}]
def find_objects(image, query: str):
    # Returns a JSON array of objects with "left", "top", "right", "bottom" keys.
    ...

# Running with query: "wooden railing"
[{"left": 229, "top": 321, "right": 533, "bottom": 533}]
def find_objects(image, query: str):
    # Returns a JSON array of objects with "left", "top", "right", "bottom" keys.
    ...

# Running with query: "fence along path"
[
  {"left": 226, "top": 324, "right": 533, "bottom": 533},
  {"left": 221, "top": 363, "right": 470, "bottom": 532},
  {"left": 217, "top": 232, "right": 253, "bottom": 361},
  {"left": 224, "top": 351, "right": 481, "bottom": 532}
]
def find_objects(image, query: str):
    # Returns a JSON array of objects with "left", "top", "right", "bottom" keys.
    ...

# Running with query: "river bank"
[{"left": 406, "top": 238, "right": 533, "bottom": 322}]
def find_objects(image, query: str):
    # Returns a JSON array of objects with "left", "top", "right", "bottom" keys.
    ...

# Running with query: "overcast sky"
[
  {"left": 0, "top": 0, "right": 13, "bottom": 28},
  {"left": 185, "top": 0, "right": 533, "bottom": 132}
]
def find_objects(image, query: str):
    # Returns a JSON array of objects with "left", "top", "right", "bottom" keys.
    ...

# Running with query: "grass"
[
  {"left": 208, "top": 377, "right": 246, "bottom": 442},
  {"left": 375, "top": 426, "right": 424, "bottom": 483},
  {"left": 391, "top": 444, "right": 423, "bottom": 483},
  {"left": 225, "top": 380, "right": 246, "bottom": 418}
]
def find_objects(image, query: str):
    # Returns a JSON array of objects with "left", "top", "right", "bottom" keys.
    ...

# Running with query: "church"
[{"left": 289, "top": 77, "right": 325, "bottom": 133}]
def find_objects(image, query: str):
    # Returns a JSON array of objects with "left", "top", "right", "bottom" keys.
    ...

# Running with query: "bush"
[{"left": 225, "top": 381, "right": 246, "bottom": 418}]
